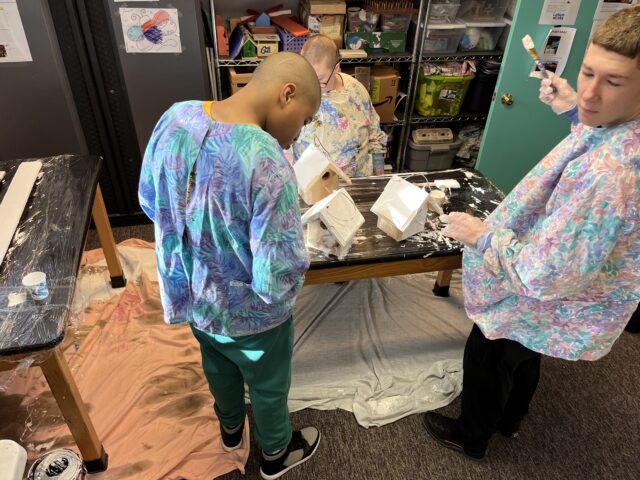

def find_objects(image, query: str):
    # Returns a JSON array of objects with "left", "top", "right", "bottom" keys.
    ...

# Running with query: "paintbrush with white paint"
[{"left": 522, "top": 34, "right": 552, "bottom": 81}]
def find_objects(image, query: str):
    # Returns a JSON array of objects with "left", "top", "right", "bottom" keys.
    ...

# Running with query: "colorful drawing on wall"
[
  {"left": 0, "top": 1, "right": 32, "bottom": 63},
  {"left": 119, "top": 8, "right": 181, "bottom": 54}
]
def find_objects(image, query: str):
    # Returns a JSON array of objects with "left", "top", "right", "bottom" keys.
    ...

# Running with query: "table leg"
[
  {"left": 433, "top": 270, "right": 453, "bottom": 297},
  {"left": 91, "top": 183, "right": 127, "bottom": 288},
  {"left": 39, "top": 348, "right": 108, "bottom": 473}
]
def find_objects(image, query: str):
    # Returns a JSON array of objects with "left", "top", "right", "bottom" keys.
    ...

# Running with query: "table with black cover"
[
  {"left": 0, "top": 155, "right": 126, "bottom": 473},
  {"left": 303, "top": 169, "right": 504, "bottom": 295}
]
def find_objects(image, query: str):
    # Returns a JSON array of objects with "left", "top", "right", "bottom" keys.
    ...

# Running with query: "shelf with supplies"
[
  {"left": 421, "top": 50, "right": 503, "bottom": 62},
  {"left": 339, "top": 52, "right": 413, "bottom": 64},
  {"left": 209, "top": 1, "right": 510, "bottom": 172},
  {"left": 410, "top": 113, "right": 488, "bottom": 124},
  {"left": 380, "top": 119, "right": 406, "bottom": 127},
  {"left": 217, "top": 52, "right": 414, "bottom": 67}
]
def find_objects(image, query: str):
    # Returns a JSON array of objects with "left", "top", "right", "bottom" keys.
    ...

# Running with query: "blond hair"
[
  {"left": 591, "top": 4, "right": 640, "bottom": 66},
  {"left": 300, "top": 35, "right": 339, "bottom": 70}
]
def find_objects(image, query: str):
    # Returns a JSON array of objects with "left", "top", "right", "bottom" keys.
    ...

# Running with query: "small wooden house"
[
  {"left": 233, "top": 25, "right": 257, "bottom": 58},
  {"left": 301, "top": 188, "right": 364, "bottom": 259},
  {"left": 293, "top": 144, "right": 351, "bottom": 205},
  {"left": 371, "top": 175, "right": 429, "bottom": 241}
]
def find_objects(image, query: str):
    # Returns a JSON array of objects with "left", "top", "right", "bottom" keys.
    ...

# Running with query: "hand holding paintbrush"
[
  {"left": 522, "top": 35, "right": 553, "bottom": 81},
  {"left": 523, "top": 34, "right": 578, "bottom": 114}
]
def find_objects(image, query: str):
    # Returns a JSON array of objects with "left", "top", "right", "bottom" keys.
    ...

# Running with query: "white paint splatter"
[{"left": 7, "top": 292, "right": 27, "bottom": 307}]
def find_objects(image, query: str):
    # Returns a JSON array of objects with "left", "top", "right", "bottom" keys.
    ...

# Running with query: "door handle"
[{"left": 501, "top": 93, "right": 514, "bottom": 106}]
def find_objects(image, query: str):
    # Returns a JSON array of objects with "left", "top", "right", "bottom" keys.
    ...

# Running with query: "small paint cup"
[
  {"left": 22, "top": 271, "right": 49, "bottom": 301},
  {"left": 427, "top": 189, "right": 447, "bottom": 214},
  {"left": 428, "top": 189, "right": 446, "bottom": 205}
]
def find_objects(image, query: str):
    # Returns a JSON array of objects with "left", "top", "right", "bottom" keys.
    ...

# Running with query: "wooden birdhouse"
[
  {"left": 235, "top": 25, "right": 257, "bottom": 58},
  {"left": 293, "top": 144, "right": 351, "bottom": 205},
  {"left": 252, "top": 30, "right": 280, "bottom": 57},
  {"left": 301, "top": 188, "right": 365, "bottom": 259},
  {"left": 371, "top": 175, "right": 429, "bottom": 241}
]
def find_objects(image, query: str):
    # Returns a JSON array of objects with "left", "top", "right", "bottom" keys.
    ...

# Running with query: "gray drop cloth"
[{"left": 289, "top": 272, "right": 471, "bottom": 427}]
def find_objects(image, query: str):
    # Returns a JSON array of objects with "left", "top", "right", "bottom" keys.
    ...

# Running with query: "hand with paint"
[
  {"left": 440, "top": 212, "right": 487, "bottom": 247},
  {"left": 539, "top": 72, "right": 577, "bottom": 114}
]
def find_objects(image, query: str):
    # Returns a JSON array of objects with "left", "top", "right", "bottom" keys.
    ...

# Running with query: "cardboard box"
[
  {"left": 304, "top": 0, "right": 346, "bottom": 15},
  {"left": 341, "top": 66, "right": 371, "bottom": 91},
  {"left": 215, "top": 16, "right": 229, "bottom": 57},
  {"left": 299, "top": 0, "right": 346, "bottom": 48},
  {"left": 370, "top": 66, "right": 400, "bottom": 123},
  {"left": 345, "top": 31, "right": 407, "bottom": 53},
  {"left": 228, "top": 67, "right": 253, "bottom": 94},
  {"left": 253, "top": 32, "right": 280, "bottom": 57}
]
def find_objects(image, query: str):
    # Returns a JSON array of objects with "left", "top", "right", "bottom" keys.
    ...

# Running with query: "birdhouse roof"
[
  {"left": 370, "top": 176, "right": 428, "bottom": 232},
  {"left": 293, "top": 144, "right": 351, "bottom": 190},
  {"left": 301, "top": 188, "right": 364, "bottom": 247}
]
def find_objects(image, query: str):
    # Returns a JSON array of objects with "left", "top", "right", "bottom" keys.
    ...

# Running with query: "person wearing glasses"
[{"left": 291, "top": 34, "right": 388, "bottom": 176}]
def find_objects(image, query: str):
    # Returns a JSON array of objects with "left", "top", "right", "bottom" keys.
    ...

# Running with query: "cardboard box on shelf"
[
  {"left": 299, "top": 0, "right": 346, "bottom": 48},
  {"left": 228, "top": 67, "right": 253, "bottom": 94},
  {"left": 370, "top": 66, "right": 400, "bottom": 123},
  {"left": 341, "top": 66, "right": 371, "bottom": 91},
  {"left": 302, "top": 0, "right": 347, "bottom": 15},
  {"left": 253, "top": 31, "right": 280, "bottom": 57}
]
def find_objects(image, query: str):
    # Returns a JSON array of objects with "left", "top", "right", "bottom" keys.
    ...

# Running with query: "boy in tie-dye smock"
[
  {"left": 139, "top": 53, "right": 323, "bottom": 479},
  {"left": 423, "top": 6, "right": 640, "bottom": 460},
  {"left": 291, "top": 35, "right": 387, "bottom": 177}
]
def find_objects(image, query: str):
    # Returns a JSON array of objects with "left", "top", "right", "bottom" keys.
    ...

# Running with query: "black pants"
[
  {"left": 459, "top": 324, "right": 542, "bottom": 441},
  {"left": 625, "top": 303, "right": 640, "bottom": 333}
]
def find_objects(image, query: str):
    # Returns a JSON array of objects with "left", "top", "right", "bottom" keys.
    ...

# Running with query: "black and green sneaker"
[{"left": 260, "top": 427, "right": 321, "bottom": 480}]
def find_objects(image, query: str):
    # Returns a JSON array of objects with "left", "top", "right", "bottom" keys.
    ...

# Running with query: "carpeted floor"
[{"left": 85, "top": 225, "right": 640, "bottom": 480}]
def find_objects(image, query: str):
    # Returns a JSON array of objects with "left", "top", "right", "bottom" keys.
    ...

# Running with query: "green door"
[{"left": 476, "top": 0, "right": 600, "bottom": 194}]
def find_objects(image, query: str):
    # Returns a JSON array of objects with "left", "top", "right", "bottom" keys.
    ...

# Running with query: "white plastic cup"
[
  {"left": 0, "top": 439, "right": 27, "bottom": 480},
  {"left": 22, "top": 271, "right": 49, "bottom": 301},
  {"left": 427, "top": 189, "right": 447, "bottom": 214}
]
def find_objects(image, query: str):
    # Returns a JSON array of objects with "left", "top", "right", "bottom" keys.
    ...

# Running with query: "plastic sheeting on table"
[
  {"left": 0, "top": 155, "right": 101, "bottom": 358},
  {"left": 305, "top": 168, "right": 504, "bottom": 268}
]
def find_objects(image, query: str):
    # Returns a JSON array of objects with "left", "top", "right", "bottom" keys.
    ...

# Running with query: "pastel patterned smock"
[
  {"left": 292, "top": 73, "right": 387, "bottom": 177},
  {"left": 139, "top": 101, "right": 309, "bottom": 336},
  {"left": 465, "top": 119, "right": 640, "bottom": 360}
]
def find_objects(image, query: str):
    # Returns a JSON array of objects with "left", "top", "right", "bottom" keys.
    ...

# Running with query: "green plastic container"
[{"left": 415, "top": 70, "right": 474, "bottom": 117}]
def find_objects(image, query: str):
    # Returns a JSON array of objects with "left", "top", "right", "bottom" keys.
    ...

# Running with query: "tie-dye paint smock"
[
  {"left": 139, "top": 101, "right": 309, "bottom": 336},
  {"left": 465, "top": 118, "right": 640, "bottom": 361},
  {"left": 292, "top": 73, "right": 387, "bottom": 177}
]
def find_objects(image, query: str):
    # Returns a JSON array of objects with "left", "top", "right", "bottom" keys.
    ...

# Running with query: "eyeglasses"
[{"left": 319, "top": 60, "right": 340, "bottom": 88}]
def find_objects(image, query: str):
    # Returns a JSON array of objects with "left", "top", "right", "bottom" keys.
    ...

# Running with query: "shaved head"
[
  {"left": 251, "top": 51, "right": 321, "bottom": 105},
  {"left": 300, "top": 34, "right": 339, "bottom": 70}
]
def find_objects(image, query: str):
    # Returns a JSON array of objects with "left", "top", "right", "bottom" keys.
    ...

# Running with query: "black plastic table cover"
[
  {"left": 0, "top": 155, "right": 102, "bottom": 355},
  {"left": 305, "top": 168, "right": 505, "bottom": 270}
]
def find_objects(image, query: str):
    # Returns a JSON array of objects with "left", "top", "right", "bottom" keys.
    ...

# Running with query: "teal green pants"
[{"left": 191, "top": 318, "right": 293, "bottom": 452}]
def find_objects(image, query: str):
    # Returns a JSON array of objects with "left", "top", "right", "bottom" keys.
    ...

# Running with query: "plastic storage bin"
[
  {"left": 422, "top": 24, "right": 465, "bottom": 54},
  {"left": 277, "top": 27, "right": 308, "bottom": 53},
  {"left": 381, "top": 13, "right": 412, "bottom": 32},
  {"left": 406, "top": 136, "right": 462, "bottom": 171},
  {"left": 346, "top": 7, "right": 378, "bottom": 32},
  {"left": 428, "top": 1, "right": 462, "bottom": 24},
  {"left": 458, "top": 21, "right": 506, "bottom": 51},
  {"left": 415, "top": 70, "right": 474, "bottom": 117},
  {"left": 457, "top": 0, "right": 510, "bottom": 22}
]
